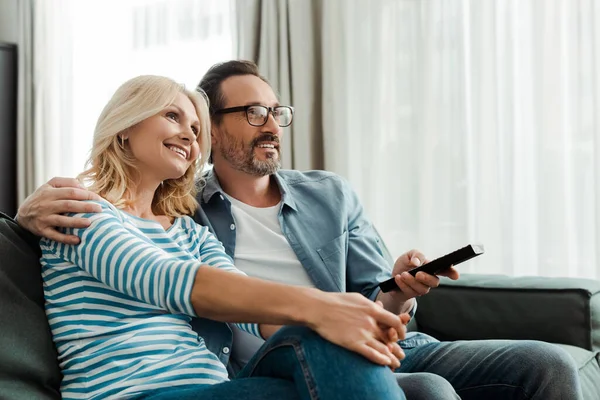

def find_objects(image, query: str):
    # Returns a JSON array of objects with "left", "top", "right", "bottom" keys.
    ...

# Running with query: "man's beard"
[{"left": 218, "top": 129, "right": 281, "bottom": 176}]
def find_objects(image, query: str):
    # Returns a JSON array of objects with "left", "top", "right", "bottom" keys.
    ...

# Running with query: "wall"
[{"left": 0, "top": 0, "right": 19, "bottom": 44}]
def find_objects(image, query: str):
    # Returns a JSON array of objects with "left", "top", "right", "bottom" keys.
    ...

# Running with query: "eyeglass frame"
[{"left": 213, "top": 105, "right": 294, "bottom": 127}]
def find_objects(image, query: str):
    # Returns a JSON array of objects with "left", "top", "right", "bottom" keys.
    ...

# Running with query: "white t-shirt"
[{"left": 224, "top": 194, "right": 316, "bottom": 366}]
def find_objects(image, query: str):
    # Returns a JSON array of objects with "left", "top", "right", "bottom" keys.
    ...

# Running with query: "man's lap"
[{"left": 397, "top": 339, "right": 582, "bottom": 399}]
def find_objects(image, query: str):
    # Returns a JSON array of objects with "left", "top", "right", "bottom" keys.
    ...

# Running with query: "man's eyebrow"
[{"left": 243, "top": 101, "right": 281, "bottom": 107}]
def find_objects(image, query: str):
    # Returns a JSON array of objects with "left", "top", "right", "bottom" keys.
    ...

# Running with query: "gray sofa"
[{"left": 1, "top": 211, "right": 599, "bottom": 399}]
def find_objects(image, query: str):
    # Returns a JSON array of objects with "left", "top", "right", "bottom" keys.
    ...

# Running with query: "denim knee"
[
  {"left": 512, "top": 341, "right": 578, "bottom": 376},
  {"left": 253, "top": 326, "right": 406, "bottom": 400},
  {"left": 269, "top": 326, "right": 322, "bottom": 346},
  {"left": 506, "top": 341, "right": 581, "bottom": 399},
  {"left": 395, "top": 372, "right": 460, "bottom": 400}
]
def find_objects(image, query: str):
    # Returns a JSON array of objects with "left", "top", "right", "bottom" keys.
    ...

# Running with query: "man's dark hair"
[{"left": 197, "top": 60, "right": 270, "bottom": 125}]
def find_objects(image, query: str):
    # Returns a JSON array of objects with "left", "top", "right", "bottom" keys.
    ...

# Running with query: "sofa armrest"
[
  {"left": 413, "top": 273, "right": 600, "bottom": 351},
  {"left": 0, "top": 213, "right": 61, "bottom": 399}
]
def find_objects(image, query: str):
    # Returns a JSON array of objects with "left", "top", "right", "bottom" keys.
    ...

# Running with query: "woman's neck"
[{"left": 122, "top": 180, "right": 172, "bottom": 228}]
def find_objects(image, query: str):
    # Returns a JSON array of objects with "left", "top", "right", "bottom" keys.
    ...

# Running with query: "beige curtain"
[
  {"left": 235, "top": 0, "right": 324, "bottom": 170},
  {"left": 16, "top": 0, "right": 75, "bottom": 205},
  {"left": 16, "top": 0, "right": 34, "bottom": 205}
]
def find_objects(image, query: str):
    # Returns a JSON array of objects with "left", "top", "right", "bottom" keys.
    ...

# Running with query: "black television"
[{"left": 0, "top": 43, "right": 17, "bottom": 216}]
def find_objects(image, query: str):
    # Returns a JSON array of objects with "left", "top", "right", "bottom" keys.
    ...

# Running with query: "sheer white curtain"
[
  {"left": 323, "top": 0, "right": 600, "bottom": 279},
  {"left": 24, "top": 0, "right": 235, "bottom": 198}
]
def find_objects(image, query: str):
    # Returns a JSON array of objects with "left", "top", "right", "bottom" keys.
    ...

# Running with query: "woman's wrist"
[{"left": 290, "top": 287, "right": 329, "bottom": 329}]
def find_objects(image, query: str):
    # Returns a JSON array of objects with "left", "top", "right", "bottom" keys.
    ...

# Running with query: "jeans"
[
  {"left": 141, "top": 326, "right": 405, "bottom": 400},
  {"left": 395, "top": 372, "right": 460, "bottom": 400},
  {"left": 397, "top": 339, "right": 583, "bottom": 400}
]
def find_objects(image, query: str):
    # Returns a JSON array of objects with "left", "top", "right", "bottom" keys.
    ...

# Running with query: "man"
[{"left": 18, "top": 60, "right": 582, "bottom": 400}]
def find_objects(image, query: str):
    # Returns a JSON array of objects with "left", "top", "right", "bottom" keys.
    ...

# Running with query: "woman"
[{"left": 40, "top": 75, "right": 407, "bottom": 400}]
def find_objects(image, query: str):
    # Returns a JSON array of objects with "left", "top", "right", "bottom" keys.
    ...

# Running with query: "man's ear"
[{"left": 210, "top": 122, "right": 219, "bottom": 146}]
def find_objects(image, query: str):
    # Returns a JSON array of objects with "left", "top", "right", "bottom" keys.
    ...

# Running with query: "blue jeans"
[
  {"left": 140, "top": 326, "right": 405, "bottom": 400},
  {"left": 397, "top": 339, "right": 583, "bottom": 399}
]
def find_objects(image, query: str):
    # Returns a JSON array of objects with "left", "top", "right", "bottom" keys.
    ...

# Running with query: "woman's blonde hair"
[{"left": 78, "top": 75, "right": 210, "bottom": 218}]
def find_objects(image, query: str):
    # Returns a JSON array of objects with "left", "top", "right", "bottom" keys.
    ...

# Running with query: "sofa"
[{"left": 1, "top": 211, "right": 599, "bottom": 399}]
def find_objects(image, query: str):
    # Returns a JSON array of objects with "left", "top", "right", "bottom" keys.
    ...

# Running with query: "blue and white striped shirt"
[{"left": 40, "top": 200, "right": 261, "bottom": 399}]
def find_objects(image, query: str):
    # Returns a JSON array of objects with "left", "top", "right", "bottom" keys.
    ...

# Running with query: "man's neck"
[{"left": 213, "top": 163, "right": 281, "bottom": 208}]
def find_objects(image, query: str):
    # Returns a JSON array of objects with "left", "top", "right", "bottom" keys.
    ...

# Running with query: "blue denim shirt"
[{"left": 191, "top": 169, "right": 436, "bottom": 371}]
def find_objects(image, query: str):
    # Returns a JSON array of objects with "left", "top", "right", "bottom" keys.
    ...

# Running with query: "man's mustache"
[{"left": 251, "top": 134, "right": 280, "bottom": 147}]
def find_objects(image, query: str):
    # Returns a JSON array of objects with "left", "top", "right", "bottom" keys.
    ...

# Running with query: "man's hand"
[
  {"left": 17, "top": 177, "right": 102, "bottom": 244},
  {"left": 376, "top": 249, "right": 460, "bottom": 314},
  {"left": 390, "top": 249, "right": 460, "bottom": 300}
]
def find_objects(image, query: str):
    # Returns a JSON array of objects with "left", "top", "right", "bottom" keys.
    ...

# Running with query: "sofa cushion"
[
  {"left": 414, "top": 273, "right": 600, "bottom": 351},
  {"left": 0, "top": 212, "right": 61, "bottom": 399},
  {"left": 556, "top": 344, "right": 600, "bottom": 400}
]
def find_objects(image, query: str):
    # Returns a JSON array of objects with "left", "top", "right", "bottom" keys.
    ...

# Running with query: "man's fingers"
[
  {"left": 408, "top": 250, "right": 427, "bottom": 266},
  {"left": 438, "top": 266, "right": 460, "bottom": 280},
  {"left": 41, "top": 228, "right": 81, "bottom": 245},
  {"left": 50, "top": 199, "right": 102, "bottom": 215},
  {"left": 401, "top": 272, "right": 433, "bottom": 295},
  {"left": 414, "top": 271, "right": 440, "bottom": 288},
  {"left": 49, "top": 215, "right": 92, "bottom": 229},
  {"left": 49, "top": 188, "right": 102, "bottom": 203},
  {"left": 394, "top": 275, "right": 418, "bottom": 298},
  {"left": 47, "top": 177, "right": 85, "bottom": 189}
]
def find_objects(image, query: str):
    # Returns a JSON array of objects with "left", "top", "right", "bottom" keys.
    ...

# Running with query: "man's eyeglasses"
[{"left": 214, "top": 105, "right": 294, "bottom": 127}]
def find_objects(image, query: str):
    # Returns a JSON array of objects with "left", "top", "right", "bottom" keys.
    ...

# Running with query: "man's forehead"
[{"left": 221, "top": 75, "right": 278, "bottom": 106}]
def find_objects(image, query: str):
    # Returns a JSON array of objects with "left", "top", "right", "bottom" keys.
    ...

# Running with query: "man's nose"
[{"left": 263, "top": 112, "right": 282, "bottom": 135}]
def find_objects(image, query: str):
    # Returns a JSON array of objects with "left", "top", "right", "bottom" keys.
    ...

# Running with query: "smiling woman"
[{"left": 78, "top": 76, "right": 210, "bottom": 219}]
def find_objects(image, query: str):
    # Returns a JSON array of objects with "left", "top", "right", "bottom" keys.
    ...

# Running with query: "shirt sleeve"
[
  {"left": 337, "top": 178, "right": 394, "bottom": 301},
  {"left": 41, "top": 201, "right": 198, "bottom": 318},
  {"left": 191, "top": 222, "right": 262, "bottom": 338}
]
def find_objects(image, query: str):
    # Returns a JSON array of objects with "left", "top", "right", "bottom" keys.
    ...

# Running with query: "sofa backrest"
[{"left": 0, "top": 212, "right": 61, "bottom": 399}]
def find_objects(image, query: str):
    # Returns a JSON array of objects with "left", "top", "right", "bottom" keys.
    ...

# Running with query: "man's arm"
[
  {"left": 342, "top": 178, "right": 458, "bottom": 315},
  {"left": 17, "top": 177, "right": 102, "bottom": 244}
]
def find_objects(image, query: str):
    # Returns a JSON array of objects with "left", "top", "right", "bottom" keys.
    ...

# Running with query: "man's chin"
[{"left": 249, "top": 159, "right": 281, "bottom": 176}]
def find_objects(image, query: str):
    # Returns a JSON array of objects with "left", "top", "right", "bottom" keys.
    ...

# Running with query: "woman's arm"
[
  {"left": 45, "top": 201, "right": 406, "bottom": 367},
  {"left": 190, "top": 266, "right": 409, "bottom": 367}
]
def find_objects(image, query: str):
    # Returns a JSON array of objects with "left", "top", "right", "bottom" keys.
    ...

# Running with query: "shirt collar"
[
  {"left": 201, "top": 168, "right": 223, "bottom": 203},
  {"left": 201, "top": 168, "right": 298, "bottom": 212}
]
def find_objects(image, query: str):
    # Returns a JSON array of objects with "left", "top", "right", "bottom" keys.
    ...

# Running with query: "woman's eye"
[
  {"left": 166, "top": 112, "right": 178, "bottom": 121},
  {"left": 191, "top": 126, "right": 199, "bottom": 135}
]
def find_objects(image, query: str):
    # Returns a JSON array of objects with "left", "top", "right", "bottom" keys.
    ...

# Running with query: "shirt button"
[
  {"left": 220, "top": 195, "right": 224, "bottom": 200},
  {"left": 230, "top": 224, "right": 235, "bottom": 230},
  {"left": 222, "top": 347, "right": 230, "bottom": 354}
]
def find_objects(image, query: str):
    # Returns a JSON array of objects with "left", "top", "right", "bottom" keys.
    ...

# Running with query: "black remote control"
[{"left": 378, "top": 244, "right": 484, "bottom": 293}]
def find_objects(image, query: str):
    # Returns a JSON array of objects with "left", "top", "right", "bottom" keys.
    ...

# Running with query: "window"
[{"left": 45, "top": 0, "right": 234, "bottom": 180}]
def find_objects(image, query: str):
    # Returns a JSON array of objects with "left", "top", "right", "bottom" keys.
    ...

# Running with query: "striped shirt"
[{"left": 40, "top": 200, "right": 261, "bottom": 399}]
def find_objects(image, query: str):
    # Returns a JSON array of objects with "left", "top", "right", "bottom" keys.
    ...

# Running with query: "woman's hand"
[{"left": 307, "top": 292, "right": 409, "bottom": 368}]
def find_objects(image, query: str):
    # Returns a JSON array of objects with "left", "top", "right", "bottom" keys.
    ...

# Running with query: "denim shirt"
[{"left": 191, "top": 169, "right": 436, "bottom": 371}]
